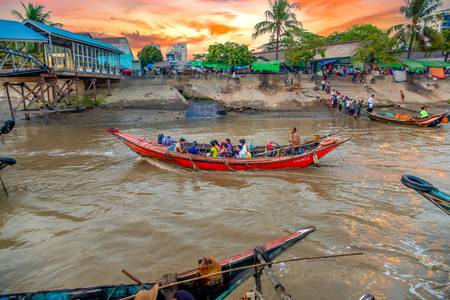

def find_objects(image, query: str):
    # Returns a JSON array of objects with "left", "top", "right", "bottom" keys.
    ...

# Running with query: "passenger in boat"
[
  {"left": 175, "top": 138, "right": 187, "bottom": 153},
  {"left": 237, "top": 139, "right": 248, "bottom": 158},
  {"left": 209, "top": 140, "right": 219, "bottom": 158},
  {"left": 367, "top": 95, "right": 375, "bottom": 112},
  {"left": 187, "top": 141, "right": 199, "bottom": 155},
  {"left": 419, "top": 107, "right": 429, "bottom": 119},
  {"left": 290, "top": 127, "right": 300, "bottom": 146},
  {"left": 225, "top": 138, "right": 233, "bottom": 154},
  {"left": 159, "top": 273, "right": 196, "bottom": 300}
]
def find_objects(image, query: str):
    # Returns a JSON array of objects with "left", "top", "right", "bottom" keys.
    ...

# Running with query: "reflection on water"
[{"left": 0, "top": 112, "right": 448, "bottom": 299}]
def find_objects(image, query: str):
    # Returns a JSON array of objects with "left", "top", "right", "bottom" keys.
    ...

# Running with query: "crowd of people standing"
[{"left": 323, "top": 82, "right": 376, "bottom": 118}]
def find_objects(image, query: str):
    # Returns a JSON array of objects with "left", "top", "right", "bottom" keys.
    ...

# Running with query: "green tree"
[
  {"left": 353, "top": 32, "right": 399, "bottom": 65},
  {"left": 388, "top": 0, "right": 442, "bottom": 59},
  {"left": 137, "top": 45, "right": 163, "bottom": 67},
  {"left": 325, "top": 24, "right": 386, "bottom": 43},
  {"left": 439, "top": 29, "right": 450, "bottom": 61},
  {"left": 206, "top": 42, "right": 255, "bottom": 66},
  {"left": 285, "top": 30, "right": 325, "bottom": 66},
  {"left": 252, "top": 0, "right": 302, "bottom": 60},
  {"left": 11, "top": 1, "right": 61, "bottom": 26}
]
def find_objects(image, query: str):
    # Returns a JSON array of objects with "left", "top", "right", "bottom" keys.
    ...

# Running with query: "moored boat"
[
  {"left": 109, "top": 129, "right": 349, "bottom": 171},
  {"left": 401, "top": 175, "right": 450, "bottom": 215},
  {"left": 0, "top": 226, "right": 316, "bottom": 300},
  {"left": 365, "top": 109, "right": 447, "bottom": 127}
]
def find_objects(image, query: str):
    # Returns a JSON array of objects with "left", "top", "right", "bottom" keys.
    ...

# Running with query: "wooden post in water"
[
  {"left": 20, "top": 83, "right": 29, "bottom": 120},
  {"left": 107, "top": 79, "right": 111, "bottom": 96},
  {"left": 4, "top": 83, "right": 15, "bottom": 120},
  {"left": 75, "top": 78, "right": 79, "bottom": 109}
]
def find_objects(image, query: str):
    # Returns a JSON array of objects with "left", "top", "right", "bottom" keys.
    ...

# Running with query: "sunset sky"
[{"left": 1, "top": 0, "right": 449, "bottom": 58}]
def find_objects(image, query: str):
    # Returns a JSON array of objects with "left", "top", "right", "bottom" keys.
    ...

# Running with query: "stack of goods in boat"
[
  {"left": 109, "top": 129, "right": 349, "bottom": 171},
  {"left": 401, "top": 175, "right": 450, "bottom": 215}
]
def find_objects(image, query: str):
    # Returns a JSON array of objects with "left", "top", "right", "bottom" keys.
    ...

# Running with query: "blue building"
[{"left": 97, "top": 37, "right": 138, "bottom": 70}]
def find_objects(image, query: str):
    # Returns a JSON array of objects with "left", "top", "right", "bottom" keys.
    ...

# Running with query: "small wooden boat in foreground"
[
  {"left": 1, "top": 227, "right": 315, "bottom": 300},
  {"left": 401, "top": 175, "right": 450, "bottom": 215},
  {"left": 109, "top": 129, "right": 349, "bottom": 171},
  {"left": 365, "top": 109, "right": 447, "bottom": 127}
]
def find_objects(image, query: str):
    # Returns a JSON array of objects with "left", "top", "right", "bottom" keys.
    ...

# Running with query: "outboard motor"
[{"left": 0, "top": 120, "right": 15, "bottom": 135}]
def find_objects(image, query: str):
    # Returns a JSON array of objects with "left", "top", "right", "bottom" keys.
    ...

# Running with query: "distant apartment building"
[
  {"left": 429, "top": 9, "right": 450, "bottom": 32},
  {"left": 166, "top": 43, "right": 187, "bottom": 62}
]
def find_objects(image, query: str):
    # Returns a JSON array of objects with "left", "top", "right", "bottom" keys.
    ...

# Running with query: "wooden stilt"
[
  {"left": 4, "top": 83, "right": 15, "bottom": 120},
  {"left": 106, "top": 79, "right": 111, "bottom": 96},
  {"left": 75, "top": 78, "right": 79, "bottom": 109},
  {"left": 0, "top": 176, "right": 8, "bottom": 197},
  {"left": 93, "top": 78, "right": 97, "bottom": 106},
  {"left": 20, "top": 83, "right": 29, "bottom": 120},
  {"left": 39, "top": 80, "right": 49, "bottom": 124}
]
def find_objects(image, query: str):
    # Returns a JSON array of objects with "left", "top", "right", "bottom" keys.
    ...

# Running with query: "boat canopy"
[
  {"left": 251, "top": 60, "right": 280, "bottom": 72},
  {"left": 376, "top": 61, "right": 404, "bottom": 68},
  {"left": 412, "top": 60, "right": 450, "bottom": 68},
  {"left": 400, "top": 59, "right": 425, "bottom": 72}
]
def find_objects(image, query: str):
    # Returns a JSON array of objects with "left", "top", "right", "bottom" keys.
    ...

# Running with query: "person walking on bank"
[{"left": 400, "top": 90, "right": 405, "bottom": 103}]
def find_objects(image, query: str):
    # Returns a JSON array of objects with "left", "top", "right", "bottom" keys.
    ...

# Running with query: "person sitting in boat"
[
  {"left": 175, "top": 138, "right": 187, "bottom": 153},
  {"left": 419, "top": 107, "right": 429, "bottom": 119},
  {"left": 290, "top": 128, "right": 300, "bottom": 146},
  {"left": 209, "top": 140, "right": 220, "bottom": 158},
  {"left": 187, "top": 141, "right": 199, "bottom": 155},
  {"left": 224, "top": 138, "right": 233, "bottom": 157},
  {"left": 237, "top": 139, "right": 248, "bottom": 158},
  {"left": 159, "top": 273, "right": 196, "bottom": 300}
]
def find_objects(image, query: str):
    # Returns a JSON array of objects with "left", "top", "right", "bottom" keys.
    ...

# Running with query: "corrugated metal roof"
[
  {"left": 24, "top": 20, "right": 122, "bottom": 53},
  {"left": 314, "top": 41, "right": 363, "bottom": 60},
  {"left": 0, "top": 19, "right": 48, "bottom": 42}
]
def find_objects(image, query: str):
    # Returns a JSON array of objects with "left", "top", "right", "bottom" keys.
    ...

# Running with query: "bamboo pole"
[{"left": 120, "top": 252, "right": 363, "bottom": 300}]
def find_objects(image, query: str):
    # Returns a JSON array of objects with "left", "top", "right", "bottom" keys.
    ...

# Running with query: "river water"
[{"left": 0, "top": 110, "right": 449, "bottom": 299}]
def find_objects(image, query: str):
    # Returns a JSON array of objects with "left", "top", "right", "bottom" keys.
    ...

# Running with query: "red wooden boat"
[{"left": 109, "top": 129, "right": 349, "bottom": 171}]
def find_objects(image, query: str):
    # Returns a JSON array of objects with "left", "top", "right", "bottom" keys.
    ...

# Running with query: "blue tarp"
[
  {"left": 319, "top": 58, "right": 338, "bottom": 66},
  {"left": 24, "top": 20, "right": 122, "bottom": 53},
  {"left": 0, "top": 19, "right": 48, "bottom": 42}
]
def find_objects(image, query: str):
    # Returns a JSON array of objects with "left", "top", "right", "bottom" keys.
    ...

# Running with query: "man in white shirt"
[{"left": 367, "top": 95, "right": 375, "bottom": 112}]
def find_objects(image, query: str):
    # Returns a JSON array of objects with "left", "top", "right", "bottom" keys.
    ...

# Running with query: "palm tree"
[
  {"left": 11, "top": 2, "right": 62, "bottom": 27},
  {"left": 252, "top": 0, "right": 302, "bottom": 60},
  {"left": 388, "top": 0, "right": 442, "bottom": 59}
]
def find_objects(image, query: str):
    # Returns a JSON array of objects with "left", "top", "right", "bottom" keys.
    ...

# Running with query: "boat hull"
[
  {"left": 401, "top": 175, "right": 450, "bottom": 215},
  {"left": 111, "top": 130, "right": 347, "bottom": 171},
  {"left": 365, "top": 110, "right": 447, "bottom": 127},
  {"left": 1, "top": 227, "right": 315, "bottom": 300}
]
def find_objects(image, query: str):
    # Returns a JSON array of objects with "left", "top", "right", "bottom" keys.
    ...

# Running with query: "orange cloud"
[
  {"left": 121, "top": 30, "right": 208, "bottom": 50},
  {"left": 188, "top": 21, "right": 238, "bottom": 36},
  {"left": 318, "top": 7, "right": 405, "bottom": 35}
]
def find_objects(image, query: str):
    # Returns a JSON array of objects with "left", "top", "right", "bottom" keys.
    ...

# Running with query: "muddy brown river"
[{"left": 0, "top": 110, "right": 448, "bottom": 299}]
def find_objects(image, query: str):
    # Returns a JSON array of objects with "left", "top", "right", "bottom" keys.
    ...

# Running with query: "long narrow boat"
[
  {"left": 365, "top": 109, "right": 447, "bottom": 127},
  {"left": 0, "top": 226, "right": 315, "bottom": 300},
  {"left": 109, "top": 129, "right": 348, "bottom": 171},
  {"left": 401, "top": 175, "right": 450, "bottom": 215}
]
